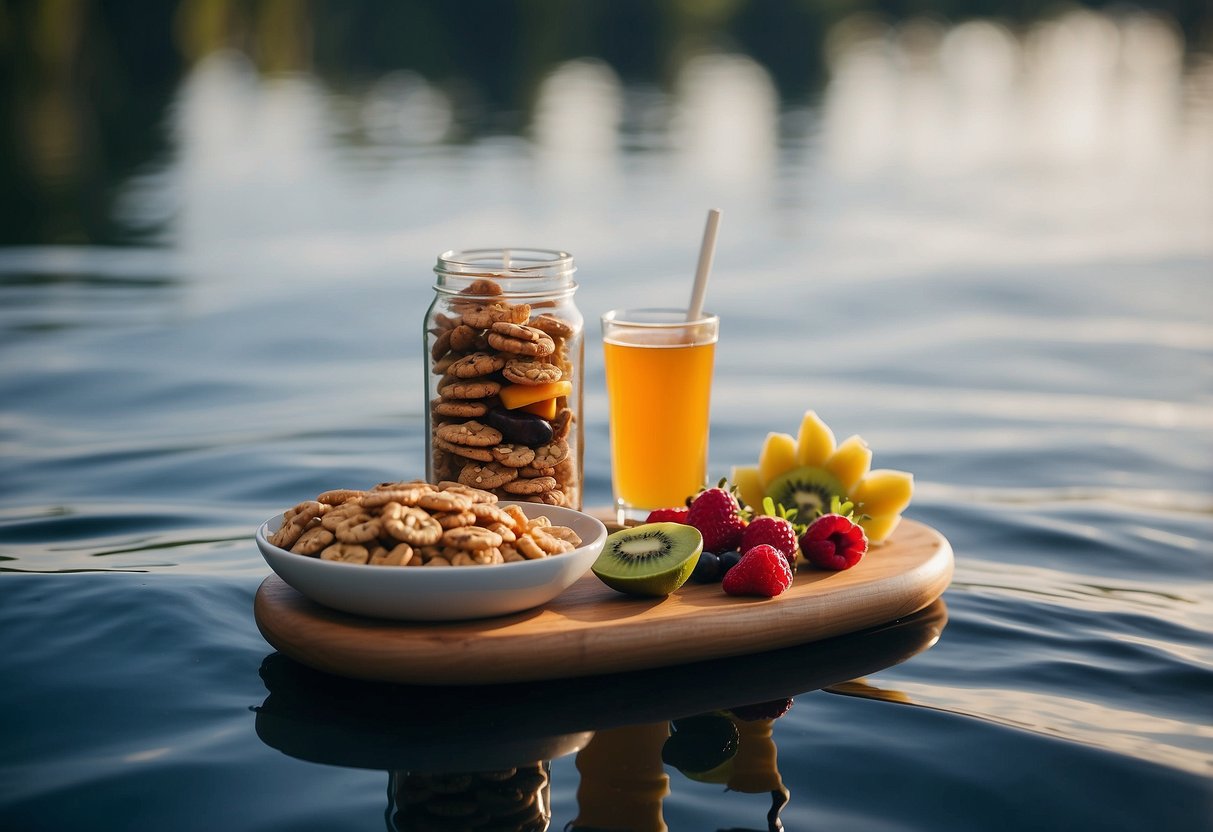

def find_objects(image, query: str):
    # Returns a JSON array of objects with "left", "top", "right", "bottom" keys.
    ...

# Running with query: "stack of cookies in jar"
[{"left": 429, "top": 278, "right": 579, "bottom": 508}]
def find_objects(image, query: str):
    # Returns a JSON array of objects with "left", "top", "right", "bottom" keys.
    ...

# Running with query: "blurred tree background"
[{"left": 1, "top": 0, "right": 1210, "bottom": 245}]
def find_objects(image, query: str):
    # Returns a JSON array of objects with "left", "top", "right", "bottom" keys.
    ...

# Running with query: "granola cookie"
[
  {"left": 430, "top": 329, "right": 453, "bottom": 361},
  {"left": 436, "top": 482, "right": 498, "bottom": 504},
  {"left": 416, "top": 490, "right": 475, "bottom": 513},
  {"left": 486, "top": 330, "right": 555, "bottom": 357},
  {"left": 491, "top": 443, "right": 536, "bottom": 468},
  {"left": 369, "top": 543, "right": 414, "bottom": 566},
  {"left": 449, "top": 351, "right": 507, "bottom": 378},
  {"left": 439, "top": 378, "right": 501, "bottom": 400},
  {"left": 462, "top": 301, "right": 530, "bottom": 329},
  {"left": 502, "top": 358, "right": 562, "bottom": 386},
  {"left": 290, "top": 526, "right": 334, "bottom": 556},
  {"left": 435, "top": 420, "right": 503, "bottom": 448},
  {"left": 502, "top": 476, "right": 558, "bottom": 495},
  {"left": 442, "top": 525, "right": 504, "bottom": 551},
  {"left": 457, "top": 461, "right": 518, "bottom": 489},
  {"left": 533, "top": 439, "right": 569, "bottom": 469},
  {"left": 529, "top": 313, "right": 575, "bottom": 339},
  {"left": 432, "top": 397, "right": 489, "bottom": 418},
  {"left": 448, "top": 324, "right": 483, "bottom": 352},
  {"left": 434, "top": 436, "right": 495, "bottom": 462},
  {"left": 320, "top": 543, "right": 370, "bottom": 564},
  {"left": 380, "top": 503, "right": 443, "bottom": 546}
]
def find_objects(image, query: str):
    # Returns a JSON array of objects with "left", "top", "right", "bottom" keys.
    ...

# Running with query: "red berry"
[
  {"left": 645, "top": 506, "right": 690, "bottom": 524},
  {"left": 686, "top": 487, "right": 746, "bottom": 552},
  {"left": 722, "top": 544, "right": 793, "bottom": 598},
  {"left": 799, "top": 513, "right": 868, "bottom": 570},
  {"left": 739, "top": 515, "right": 798, "bottom": 568}
]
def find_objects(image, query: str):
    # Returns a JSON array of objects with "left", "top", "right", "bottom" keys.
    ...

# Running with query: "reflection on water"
[
  {"left": 391, "top": 765, "right": 554, "bottom": 832},
  {"left": 254, "top": 603, "right": 946, "bottom": 832}
]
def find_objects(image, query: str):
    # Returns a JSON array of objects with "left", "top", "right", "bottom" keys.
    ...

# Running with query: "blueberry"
[
  {"left": 691, "top": 551, "right": 721, "bottom": 583},
  {"left": 717, "top": 550, "right": 742, "bottom": 574}
]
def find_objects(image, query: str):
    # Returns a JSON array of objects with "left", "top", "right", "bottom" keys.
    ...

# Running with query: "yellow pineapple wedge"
[
  {"left": 731, "top": 466, "right": 766, "bottom": 514},
  {"left": 757, "top": 432, "right": 798, "bottom": 489},
  {"left": 823, "top": 435, "right": 872, "bottom": 491},
  {"left": 850, "top": 470, "right": 914, "bottom": 517},
  {"left": 795, "top": 410, "right": 836, "bottom": 467},
  {"left": 858, "top": 512, "right": 902, "bottom": 543}
]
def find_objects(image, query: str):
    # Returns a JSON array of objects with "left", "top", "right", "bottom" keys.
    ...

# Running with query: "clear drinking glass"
[{"left": 601, "top": 308, "right": 719, "bottom": 521}]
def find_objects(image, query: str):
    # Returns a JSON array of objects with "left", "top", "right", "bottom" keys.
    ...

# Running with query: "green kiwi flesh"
[
  {"left": 592, "top": 522, "right": 703, "bottom": 597},
  {"left": 765, "top": 466, "right": 846, "bottom": 520}
]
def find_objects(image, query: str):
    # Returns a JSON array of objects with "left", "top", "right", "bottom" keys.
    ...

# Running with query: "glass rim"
[
  {"left": 601, "top": 307, "right": 718, "bottom": 328},
  {"left": 436, "top": 248, "right": 575, "bottom": 276}
]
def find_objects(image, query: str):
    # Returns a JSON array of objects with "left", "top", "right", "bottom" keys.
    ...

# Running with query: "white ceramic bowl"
[{"left": 255, "top": 501, "right": 607, "bottom": 621}]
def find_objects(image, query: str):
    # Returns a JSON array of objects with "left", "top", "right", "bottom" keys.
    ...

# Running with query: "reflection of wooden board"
[
  {"left": 254, "top": 519, "right": 952, "bottom": 685},
  {"left": 254, "top": 601, "right": 948, "bottom": 772}
]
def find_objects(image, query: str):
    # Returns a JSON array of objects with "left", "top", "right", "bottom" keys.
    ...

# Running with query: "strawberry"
[
  {"left": 739, "top": 507, "right": 799, "bottom": 569},
  {"left": 722, "top": 544, "right": 793, "bottom": 598},
  {"left": 686, "top": 486, "right": 746, "bottom": 552},
  {"left": 645, "top": 506, "right": 690, "bottom": 524},
  {"left": 799, "top": 513, "right": 868, "bottom": 570}
]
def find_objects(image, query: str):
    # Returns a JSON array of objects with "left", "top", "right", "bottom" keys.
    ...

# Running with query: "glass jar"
[{"left": 425, "top": 248, "right": 583, "bottom": 509}]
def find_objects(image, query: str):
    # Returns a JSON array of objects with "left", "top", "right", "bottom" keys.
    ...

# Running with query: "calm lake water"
[{"left": 2, "top": 4, "right": 1211, "bottom": 830}]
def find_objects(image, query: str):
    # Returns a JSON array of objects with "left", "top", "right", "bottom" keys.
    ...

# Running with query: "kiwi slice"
[
  {"left": 765, "top": 466, "right": 846, "bottom": 520},
  {"left": 591, "top": 523, "right": 702, "bottom": 597}
]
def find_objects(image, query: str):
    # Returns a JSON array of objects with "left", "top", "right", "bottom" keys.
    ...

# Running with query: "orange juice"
[{"left": 603, "top": 321, "right": 717, "bottom": 510}]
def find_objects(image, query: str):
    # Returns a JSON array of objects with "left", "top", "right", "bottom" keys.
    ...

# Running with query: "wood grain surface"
[{"left": 254, "top": 518, "right": 953, "bottom": 684}]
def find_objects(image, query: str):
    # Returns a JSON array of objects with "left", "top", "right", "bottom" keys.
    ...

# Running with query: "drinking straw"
[{"left": 687, "top": 209, "right": 721, "bottom": 322}]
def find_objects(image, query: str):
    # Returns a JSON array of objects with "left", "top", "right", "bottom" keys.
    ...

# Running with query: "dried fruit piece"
[
  {"left": 520, "top": 397, "right": 558, "bottom": 420},
  {"left": 499, "top": 380, "right": 572, "bottom": 410}
]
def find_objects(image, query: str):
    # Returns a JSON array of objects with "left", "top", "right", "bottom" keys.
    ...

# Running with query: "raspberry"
[
  {"left": 686, "top": 487, "right": 746, "bottom": 552},
  {"left": 722, "top": 544, "right": 793, "bottom": 598},
  {"left": 645, "top": 506, "right": 690, "bottom": 524},
  {"left": 739, "top": 515, "right": 798, "bottom": 569},
  {"left": 799, "top": 513, "right": 868, "bottom": 570}
]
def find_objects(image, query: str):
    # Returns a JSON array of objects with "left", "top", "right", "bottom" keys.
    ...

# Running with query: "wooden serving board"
[{"left": 254, "top": 518, "right": 952, "bottom": 685}]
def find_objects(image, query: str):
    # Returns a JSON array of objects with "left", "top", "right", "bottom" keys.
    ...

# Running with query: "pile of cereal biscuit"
[
  {"left": 267, "top": 480, "right": 583, "bottom": 566},
  {"left": 429, "top": 277, "right": 579, "bottom": 509}
]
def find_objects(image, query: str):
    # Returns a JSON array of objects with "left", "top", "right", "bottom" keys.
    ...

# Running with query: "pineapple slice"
[
  {"left": 795, "top": 410, "right": 836, "bottom": 468},
  {"left": 823, "top": 435, "right": 871, "bottom": 491},
  {"left": 758, "top": 432, "right": 797, "bottom": 488},
  {"left": 850, "top": 470, "right": 914, "bottom": 517},
  {"left": 858, "top": 512, "right": 902, "bottom": 544},
  {"left": 731, "top": 466, "right": 766, "bottom": 514}
]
